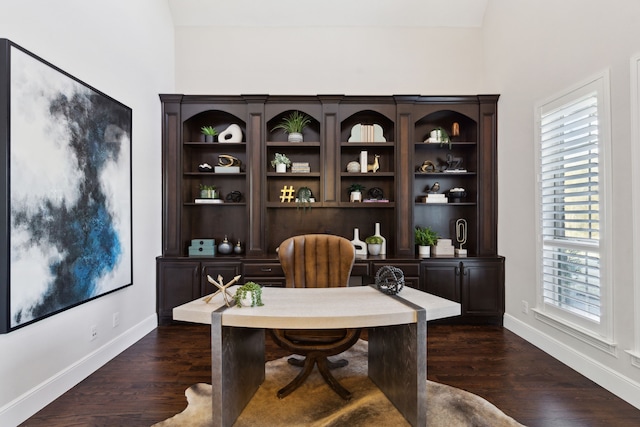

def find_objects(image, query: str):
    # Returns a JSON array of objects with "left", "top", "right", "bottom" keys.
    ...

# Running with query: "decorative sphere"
[
  {"left": 375, "top": 266, "right": 405, "bottom": 295},
  {"left": 346, "top": 161, "right": 360, "bottom": 173}
]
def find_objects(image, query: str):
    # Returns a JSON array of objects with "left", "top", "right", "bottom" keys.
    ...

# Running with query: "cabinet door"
[
  {"left": 156, "top": 259, "right": 200, "bottom": 324},
  {"left": 461, "top": 259, "right": 504, "bottom": 316},
  {"left": 421, "top": 260, "right": 461, "bottom": 302},
  {"left": 201, "top": 262, "right": 242, "bottom": 295}
]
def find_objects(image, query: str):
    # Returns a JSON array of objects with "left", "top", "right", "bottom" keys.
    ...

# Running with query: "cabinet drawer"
[
  {"left": 351, "top": 262, "right": 370, "bottom": 277},
  {"left": 243, "top": 263, "right": 284, "bottom": 277},
  {"left": 372, "top": 262, "right": 420, "bottom": 277}
]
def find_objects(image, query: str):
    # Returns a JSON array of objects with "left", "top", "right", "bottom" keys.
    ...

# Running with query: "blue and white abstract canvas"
[{"left": 6, "top": 44, "right": 132, "bottom": 330}]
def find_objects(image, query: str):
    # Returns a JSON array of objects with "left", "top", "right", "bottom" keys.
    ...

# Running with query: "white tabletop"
[{"left": 173, "top": 285, "right": 460, "bottom": 329}]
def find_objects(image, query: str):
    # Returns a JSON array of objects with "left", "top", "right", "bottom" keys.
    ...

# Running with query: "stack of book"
[
  {"left": 432, "top": 239, "right": 455, "bottom": 257},
  {"left": 425, "top": 193, "right": 448, "bottom": 204},
  {"left": 291, "top": 162, "right": 310, "bottom": 173}
]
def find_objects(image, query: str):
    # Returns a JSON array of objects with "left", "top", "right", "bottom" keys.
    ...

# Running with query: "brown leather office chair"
[{"left": 270, "top": 234, "right": 361, "bottom": 400}]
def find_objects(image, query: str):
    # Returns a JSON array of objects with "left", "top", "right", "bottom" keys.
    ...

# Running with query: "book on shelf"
[
  {"left": 363, "top": 199, "right": 390, "bottom": 203},
  {"left": 194, "top": 198, "right": 224, "bottom": 204}
]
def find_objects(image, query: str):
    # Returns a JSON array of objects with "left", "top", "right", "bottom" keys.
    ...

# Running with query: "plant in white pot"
[
  {"left": 234, "top": 282, "right": 264, "bottom": 307},
  {"left": 271, "top": 153, "right": 291, "bottom": 173},
  {"left": 415, "top": 225, "right": 438, "bottom": 257},
  {"left": 348, "top": 183, "right": 366, "bottom": 202},
  {"left": 201, "top": 125, "right": 218, "bottom": 142},
  {"left": 271, "top": 111, "right": 311, "bottom": 143},
  {"left": 365, "top": 235, "right": 384, "bottom": 256}
]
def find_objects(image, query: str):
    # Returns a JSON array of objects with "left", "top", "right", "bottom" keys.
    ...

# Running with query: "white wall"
[
  {"left": 483, "top": 0, "right": 640, "bottom": 408},
  {"left": 174, "top": 26, "right": 483, "bottom": 95},
  {"left": 0, "top": 1, "right": 174, "bottom": 425}
]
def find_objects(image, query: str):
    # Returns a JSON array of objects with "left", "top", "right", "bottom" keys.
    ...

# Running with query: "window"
[{"left": 535, "top": 72, "right": 612, "bottom": 339}]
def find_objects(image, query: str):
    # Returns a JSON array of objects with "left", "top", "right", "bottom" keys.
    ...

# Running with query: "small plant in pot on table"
[
  {"left": 201, "top": 125, "right": 218, "bottom": 142},
  {"left": 234, "top": 282, "right": 264, "bottom": 307},
  {"left": 348, "top": 183, "right": 366, "bottom": 202}
]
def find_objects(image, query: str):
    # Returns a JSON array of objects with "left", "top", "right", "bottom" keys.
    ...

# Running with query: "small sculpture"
[
  {"left": 203, "top": 274, "right": 241, "bottom": 306},
  {"left": 218, "top": 154, "right": 241, "bottom": 167},
  {"left": 427, "top": 182, "right": 440, "bottom": 193},
  {"left": 367, "top": 154, "right": 380, "bottom": 173},
  {"left": 418, "top": 160, "right": 436, "bottom": 173},
  {"left": 218, "top": 124, "right": 243, "bottom": 143},
  {"left": 225, "top": 190, "right": 242, "bottom": 203},
  {"left": 375, "top": 266, "right": 405, "bottom": 295},
  {"left": 198, "top": 163, "right": 213, "bottom": 172}
]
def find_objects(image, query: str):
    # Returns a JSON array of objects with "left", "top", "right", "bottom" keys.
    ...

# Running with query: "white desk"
[{"left": 173, "top": 285, "right": 460, "bottom": 426}]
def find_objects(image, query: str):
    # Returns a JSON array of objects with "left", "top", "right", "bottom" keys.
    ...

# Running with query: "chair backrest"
[{"left": 277, "top": 234, "right": 356, "bottom": 288}]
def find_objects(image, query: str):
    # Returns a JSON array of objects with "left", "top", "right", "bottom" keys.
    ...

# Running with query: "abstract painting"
[{"left": 0, "top": 39, "right": 132, "bottom": 332}]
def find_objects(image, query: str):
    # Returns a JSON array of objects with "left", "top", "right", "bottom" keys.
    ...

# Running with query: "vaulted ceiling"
[{"left": 168, "top": 0, "right": 488, "bottom": 28}]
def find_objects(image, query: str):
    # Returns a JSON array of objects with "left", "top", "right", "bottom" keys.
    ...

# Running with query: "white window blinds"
[{"left": 539, "top": 90, "right": 601, "bottom": 323}]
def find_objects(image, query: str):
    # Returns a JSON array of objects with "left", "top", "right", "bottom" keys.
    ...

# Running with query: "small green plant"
[
  {"left": 199, "top": 184, "right": 216, "bottom": 191},
  {"left": 433, "top": 127, "right": 451, "bottom": 149},
  {"left": 365, "top": 235, "right": 383, "bottom": 244},
  {"left": 201, "top": 126, "right": 218, "bottom": 136},
  {"left": 271, "top": 111, "right": 311, "bottom": 134},
  {"left": 271, "top": 153, "right": 292, "bottom": 168},
  {"left": 415, "top": 226, "right": 439, "bottom": 246},
  {"left": 347, "top": 183, "right": 366, "bottom": 193},
  {"left": 296, "top": 186, "right": 313, "bottom": 211},
  {"left": 234, "top": 282, "right": 264, "bottom": 307}
]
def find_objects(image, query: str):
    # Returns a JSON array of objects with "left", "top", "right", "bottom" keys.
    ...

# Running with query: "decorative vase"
[
  {"left": 418, "top": 245, "right": 431, "bottom": 258},
  {"left": 204, "top": 135, "right": 214, "bottom": 143},
  {"left": 218, "top": 236, "right": 233, "bottom": 254},
  {"left": 368, "top": 243, "right": 382, "bottom": 256},
  {"left": 234, "top": 241, "right": 243, "bottom": 254},
  {"left": 351, "top": 228, "right": 367, "bottom": 256},
  {"left": 373, "top": 222, "right": 386, "bottom": 255},
  {"left": 240, "top": 291, "right": 254, "bottom": 307},
  {"left": 276, "top": 163, "right": 287, "bottom": 173},
  {"left": 350, "top": 191, "right": 362, "bottom": 203},
  {"left": 288, "top": 132, "right": 303, "bottom": 143}
]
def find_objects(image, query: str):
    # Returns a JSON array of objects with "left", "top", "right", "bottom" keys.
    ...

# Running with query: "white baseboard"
[
  {"left": 504, "top": 314, "right": 640, "bottom": 410},
  {"left": 0, "top": 314, "right": 157, "bottom": 427}
]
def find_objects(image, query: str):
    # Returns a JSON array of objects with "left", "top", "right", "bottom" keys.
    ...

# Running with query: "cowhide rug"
[{"left": 154, "top": 340, "right": 525, "bottom": 427}]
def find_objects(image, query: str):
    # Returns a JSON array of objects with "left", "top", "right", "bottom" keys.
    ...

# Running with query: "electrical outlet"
[
  {"left": 90, "top": 325, "right": 98, "bottom": 341},
  {"left": 521, "top": 300, "right": 529, "bottom": 314},
  {"left": 112, "top": 312, "right": 120, "bottom": 328}
]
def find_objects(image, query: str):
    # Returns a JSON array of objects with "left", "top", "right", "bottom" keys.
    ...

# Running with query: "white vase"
[
  {"left": 368, "top": 243, "right": 382, "bottom": 256},
  {"left": 240, "top": 291, "right": 254, "bottom": 307},
  {"left": 276, "top": 163, "right": 287, "bottom": 173},
  {"left": 350, "top": 191, "right": 362, "bottom": 202},
  {"left": 418, "top": 245, "right": 431, "bottom": 258},
  {"left": 288, "top": 132, "right": 303, "bottom": 143},
  {"left": 373, "top": 222, "right": 386, "bottom": 255},
  {"left": 351, "top": 228, "right": 367, "bottom": 256}
]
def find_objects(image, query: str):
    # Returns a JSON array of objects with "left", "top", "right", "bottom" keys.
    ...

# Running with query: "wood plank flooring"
[{"left": 21, "top": 324, "right": 640, "bottom": 427}]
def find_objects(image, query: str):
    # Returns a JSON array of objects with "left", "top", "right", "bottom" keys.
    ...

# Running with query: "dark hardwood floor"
[{"left": 21, "top": 323, "right": 640, "bottom": 427}]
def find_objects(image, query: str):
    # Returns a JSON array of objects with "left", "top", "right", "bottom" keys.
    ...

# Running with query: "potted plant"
[
  {"left": 199, "top": 184, "right": 217, "bottom": 199},
  {"left": 348, "top": 183, "right": 366, "bottom": 202},
  {"left": 271, "top": 111, "right": 311, "bottom": 142},
  {"left": 415, "top": 225, "right": 438, "bottom": 257},
  {"left": 201, "top": 125, "right": 218, "bottom": 143},
  {"left": 365, "top": 235, "right": 384, "bottom": 256},
  {"left": 234, "top": 282, "right": 264, "bottom": 307},
  {"left": 271, "top": 153, "right": 291, "bottom": 173}
]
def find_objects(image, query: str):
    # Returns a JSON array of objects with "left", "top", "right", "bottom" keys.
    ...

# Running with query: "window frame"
[{"left": 533, "top": 70, "right": 614, "bottom": 343}]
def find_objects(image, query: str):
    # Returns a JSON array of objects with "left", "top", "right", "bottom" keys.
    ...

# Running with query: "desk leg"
[
  {"left": 368, "top": 313, "right": 426, "bottom": 426},
  {"left": 211, "top": 311, "right": 265, "bottom": 427}
]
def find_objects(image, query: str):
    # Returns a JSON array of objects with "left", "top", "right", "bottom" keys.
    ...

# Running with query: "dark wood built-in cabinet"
[{"left": 157, "top": 94, "right": 504, "bottom": 324}]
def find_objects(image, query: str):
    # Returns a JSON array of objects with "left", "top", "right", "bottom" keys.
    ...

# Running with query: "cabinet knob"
[{"left": 261, "top": 267, "right": 272, "bottom": 272}]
